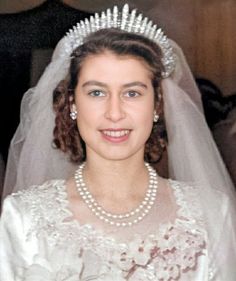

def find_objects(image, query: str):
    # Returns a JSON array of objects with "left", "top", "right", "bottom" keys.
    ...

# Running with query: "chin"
[
  {"left": 85, "top": 138, "right": 146, "bottom": 162},
  {"left": 96, "top": 147, "right": 145, "bottom": 162}
]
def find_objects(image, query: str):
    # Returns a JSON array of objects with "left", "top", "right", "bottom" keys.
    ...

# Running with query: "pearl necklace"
[{"left": 74, "top": 162, "right": 158, "bottom": 227}]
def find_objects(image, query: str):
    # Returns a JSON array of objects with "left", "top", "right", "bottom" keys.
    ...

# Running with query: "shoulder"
[
  {"left": 167, "top": 179, "right": 200, "bottom": 201},
  {"left": 2, "top": 179, "right": 66, "bottom": 219},
  {"left": 168, "top": 179, "right": 233, "bottom": 202},
  {"left": 168, "top": 178, "right": 231, "bottom": 200},
  {"left": 1, "top": 180, "right": 69, "bottom": 239},
  {"left": 168, "top": 179, "right": 235, "bottom": 218}
]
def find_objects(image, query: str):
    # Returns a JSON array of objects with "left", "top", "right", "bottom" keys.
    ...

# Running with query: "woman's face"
[{"left": 74, "top": 51, "right": 155, "bottom": 162}]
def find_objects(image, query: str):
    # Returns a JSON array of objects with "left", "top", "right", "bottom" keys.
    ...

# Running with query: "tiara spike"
[
  {"left": 80, "top": 21, "right": 86, "bottom": 37},
  {"left": 89, "top": 16, "right": 96, "bottom": 32},
  {"left": 68, "top": 28, "right": 73, "bottom": 34},
  {"left": 62, "top": 4, "right": 175, "bottom": 77},
  {"left": 121, "top": 4, "right": 129, "bottom": 30},
  {"left": 144, "top": 20, "right": 153, "bottom": 36},
  {"left": 134, "top": 13, "right": 143, "bottom": 33},
  {"left": 140, "top": 17, "right": 148, "bottom": 34},
  {"left": 106, "top": 8, "right": 112, "bottom": 28},
  {"left": 154, "top": 28, "right": 162, "bottom": 39},
  {"left": 100, "top": 11, "right": 105, "bottom": 28},
  {"left": 113, "top": 6, "right": 119, "bottom": 28},
  {"left": 94, "top": 13, "right": 100, "bottom": 30},
  {"left": 84, "top": 18, "right": 91, "bottom": 35},
  {"left": 149, "top": 24, "right": 157, "bottom": 39},
  {"left": 127, "top": 9, "right": 137, "bottom": 32}
]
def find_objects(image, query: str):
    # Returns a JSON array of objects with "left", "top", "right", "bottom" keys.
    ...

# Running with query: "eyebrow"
[
  {"left": 82, "top": 81, "right": 107, "bottom": 88},
  {"left": 123, "top": 82, "right": 148, "bottom": 89},
  {"left": 82, "top": 80, "right": 148, "bottom": 89}
]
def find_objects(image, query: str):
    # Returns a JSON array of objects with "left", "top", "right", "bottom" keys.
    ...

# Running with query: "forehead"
[{"left": 78, "top": 51, "right": 153, "bottom": 83}]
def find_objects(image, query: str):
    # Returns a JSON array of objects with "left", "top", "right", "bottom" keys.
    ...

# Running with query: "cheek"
[
  {"left": 133, "top": 103, "right": 154, "bottom": 137},
  {"left": 75, "top": 94, "right": 96, "bottom": 120},
  {"left": 140, "top": 98, "right": 155, "bottom": 122},
  {"left": 76, "top": 109, "right": 95, "bottom": 129},
  {"left": 75, "top": 103, "right": 104, "bottom": 139},
  {"left": 144, "top": 112, "right": 155, "bottom": 134},
  {"left": 142, "top": 100, "right": 155, "bottom": 133}
]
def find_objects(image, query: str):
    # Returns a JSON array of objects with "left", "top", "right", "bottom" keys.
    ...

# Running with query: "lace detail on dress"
[
  {"left": 168, "top": 180, "right": 206, "bottom": 227},
  {"left": 13, "top": 180, "right": 69, "bottom": 243},
  {"left": 15, "top": 180, "right": 207, "bottom": 280}
]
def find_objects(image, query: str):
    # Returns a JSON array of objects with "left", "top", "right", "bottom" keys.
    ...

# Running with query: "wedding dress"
[{"left": 2, "top": 178, "right": 235, "bottom": 280}]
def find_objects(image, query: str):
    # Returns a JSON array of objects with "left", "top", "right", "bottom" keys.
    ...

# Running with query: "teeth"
[{"left": 103, "top": 130, "right": 129, "bottom": 137}]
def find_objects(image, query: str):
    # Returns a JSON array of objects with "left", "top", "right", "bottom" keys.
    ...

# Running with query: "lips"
[{"left": 100, "top": 129, "right": 131, "bottom": 143}]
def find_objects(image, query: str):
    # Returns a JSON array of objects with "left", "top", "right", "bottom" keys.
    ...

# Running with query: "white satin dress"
[{"left": 1, "top": 179, "right": 235, "bottom": 280}]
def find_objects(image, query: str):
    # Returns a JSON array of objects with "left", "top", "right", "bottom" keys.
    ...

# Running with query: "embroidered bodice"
[{"left": 0, "top": 179, "right": 215, "bottom": 281}]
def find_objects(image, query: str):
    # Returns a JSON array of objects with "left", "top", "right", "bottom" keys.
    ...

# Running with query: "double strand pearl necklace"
[{"left": 74, "top": 162, "right": 158, "bottom": 227}]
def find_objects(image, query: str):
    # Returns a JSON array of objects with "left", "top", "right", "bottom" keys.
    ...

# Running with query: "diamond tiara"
[{"left": 63, "top": 4, "right": 176, "bottom": 78}]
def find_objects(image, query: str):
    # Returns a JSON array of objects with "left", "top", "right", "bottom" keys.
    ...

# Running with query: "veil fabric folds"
[
  {"left": 3, "top": 41, "right": 77, "bottom": 198},
  {"left": 162, "top": 42, "right": 236, "bottom": 277}
]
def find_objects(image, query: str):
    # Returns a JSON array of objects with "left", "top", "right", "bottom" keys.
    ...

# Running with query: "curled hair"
[
  {"left": 53, "top": 79, "right": 86, "bottom": 162},
  {"left": 53, "top": 28, "right": 168, "bottom": 164}
]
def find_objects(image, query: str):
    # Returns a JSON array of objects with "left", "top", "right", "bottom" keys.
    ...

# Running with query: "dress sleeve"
[
  {"left": 179, "top": 182, "right": 236, "bottom": 280},
  {"left": 0, "top": 195, "right": 37, "bottom": 281},
  {"left": 209, "top": 195, "right": 236, "bottom": 280}
]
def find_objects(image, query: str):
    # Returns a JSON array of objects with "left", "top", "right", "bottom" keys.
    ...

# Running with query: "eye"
[
  {"left": 88, "top": 90, "right": 106, "bottom": 97},
  {"left": 124, "top": 90, "right": 141, "bottom": 98}
]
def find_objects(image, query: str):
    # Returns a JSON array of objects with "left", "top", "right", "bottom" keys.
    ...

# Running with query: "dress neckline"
[{"left": 50, "top": 178, "right": 203, "bottom": 244}]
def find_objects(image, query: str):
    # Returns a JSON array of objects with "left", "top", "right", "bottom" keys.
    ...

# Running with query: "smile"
[
  {"left": 102, "top": 130, "right": 130, "bottom": 137},
  {"left": 100, "top": 129, "right": 131, "bottom": 143}
]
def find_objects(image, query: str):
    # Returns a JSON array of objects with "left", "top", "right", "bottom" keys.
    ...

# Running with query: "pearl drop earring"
[
  {"left": 153, "top": 111, "right": 159, "bottom": 123},
  {"left": 70, "top": 104, "right": 77, "bottom": 120},
  {"left": 70, "top": 110, "right": 77, "bottom": 120}
]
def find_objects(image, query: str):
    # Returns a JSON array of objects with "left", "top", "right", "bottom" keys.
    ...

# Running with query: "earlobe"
[{"left": 70, "top": 103, "right": 77, "bottom": 112}]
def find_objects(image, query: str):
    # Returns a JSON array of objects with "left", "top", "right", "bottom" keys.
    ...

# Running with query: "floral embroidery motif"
[{"left": 15, "top": 180, "right": 207, "bottom": 280}]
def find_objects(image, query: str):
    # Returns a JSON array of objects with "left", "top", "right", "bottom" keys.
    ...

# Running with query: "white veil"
[
  {"left": 3, "top": 38, "right": 77, "bottom": 199},
  {"left": 162, "top": 42, "right": 236, "bottom": 279},
  {"left": 164, "top": 41, "right": 235, "bottom": 192},
  {"left": 4, "top": 37, "right": 235, "bottom": 197}
]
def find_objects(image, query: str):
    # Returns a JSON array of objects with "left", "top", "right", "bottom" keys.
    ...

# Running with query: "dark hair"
[{"left": 53, "top": 28, "right": 167, "bottom": 164}]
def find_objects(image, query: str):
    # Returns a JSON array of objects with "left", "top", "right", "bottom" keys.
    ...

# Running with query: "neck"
[
  {"left": 83, "top": 157, "right": 149, "bottom": 199},
  {"left": 73, "top": 159, "right": 158, "bottom": 227}
]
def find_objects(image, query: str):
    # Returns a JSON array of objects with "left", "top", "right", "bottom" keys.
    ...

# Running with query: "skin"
[
  {"left": 74, "top": 51, "right": 155, "bottom": 163},
  {"left": 66, "top": 51, "right": 167, "bottom": 222}
]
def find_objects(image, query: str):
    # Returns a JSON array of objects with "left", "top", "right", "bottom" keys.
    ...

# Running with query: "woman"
[{"left": 1, "top": 4, "right": 236, "bottom": 280}]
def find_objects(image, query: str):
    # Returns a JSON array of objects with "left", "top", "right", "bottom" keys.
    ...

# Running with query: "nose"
[{"left": 104, "top": 95, "right": 126, "bottom": 122}]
